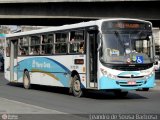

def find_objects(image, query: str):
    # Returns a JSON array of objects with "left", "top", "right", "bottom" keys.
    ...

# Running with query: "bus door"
[
  {"left": 10, "top": 40, "right": 18, "bottom": 82},
  {"left": 87, "top": 29, "right": 98, "bottom": 88}
]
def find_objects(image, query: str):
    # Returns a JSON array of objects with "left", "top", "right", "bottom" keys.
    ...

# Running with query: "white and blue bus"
[{"left": 4, "top": 18, "right": 155, "bottom": 97}]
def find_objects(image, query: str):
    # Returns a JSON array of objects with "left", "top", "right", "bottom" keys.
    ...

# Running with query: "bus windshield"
[{"left": 100, "top": 31, "right": 153, "bottom": 64}]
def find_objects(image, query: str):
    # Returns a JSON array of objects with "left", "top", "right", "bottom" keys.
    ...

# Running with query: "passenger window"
[
  {"left": 70, "top": 30, "right": 85, "bottom": 54},
  {"left": 55, "top": 32, "right": 68, "bottom": 54},
  {"left": 55, "top": 43, "right": 67, "bottom": 54},
  {"left": 19, "top": 37, "right": 29, "bottom": 55},
  {"left": 29, "top": 35, "right": 40, "bottom": 55},
  {"left": 41, "top": 34, "right": 54, "bottom": 55}
]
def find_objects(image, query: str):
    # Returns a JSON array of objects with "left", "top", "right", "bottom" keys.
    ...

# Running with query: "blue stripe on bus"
[{"left": 14, "top": 57, "right": 71, "bottom": 87}]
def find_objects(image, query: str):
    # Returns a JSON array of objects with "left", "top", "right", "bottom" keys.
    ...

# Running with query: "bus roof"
[{"left": 6, "top": 18, "right": 152, "bottom": 38}]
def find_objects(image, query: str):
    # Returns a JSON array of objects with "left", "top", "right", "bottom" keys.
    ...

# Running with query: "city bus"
[{"left": 4, "top": 18, "right": 155, "bottom": 97}]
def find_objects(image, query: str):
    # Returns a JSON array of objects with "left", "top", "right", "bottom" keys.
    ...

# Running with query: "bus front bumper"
[{"left": 98, "top": 75, "right": 155, "bottom": 90}]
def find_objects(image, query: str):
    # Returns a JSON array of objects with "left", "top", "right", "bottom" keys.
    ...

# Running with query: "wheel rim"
[
  {"left": 73, "top": 80, "right": 81, "bottom": 92},
  {"left": 24, "top": 74, "right": 29, "bottom": 87}
]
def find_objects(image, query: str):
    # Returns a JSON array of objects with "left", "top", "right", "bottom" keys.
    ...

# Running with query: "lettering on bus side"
[{"left": 32, "top": 60, "right": 51, "bottom": 68}]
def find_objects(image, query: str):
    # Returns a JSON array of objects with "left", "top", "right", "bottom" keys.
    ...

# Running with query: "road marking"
[
  {"left": 0, "top": 97, "right": 67, "bottom": 114},
  {"left": 0, "top": 97, "right": 89, "bottom": 120}
]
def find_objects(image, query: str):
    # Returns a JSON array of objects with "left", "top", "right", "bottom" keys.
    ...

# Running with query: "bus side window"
[
  {"left": 55, "top": 43, "right": 67, "bottom": 54},
  {"left": 41, "top": 34, "right": 54, "bottom": 55},
  {"left": 79, "top": 42, "right": 84, "bottom": 53},
  {"left": 70, "top": 43, "right": 78, "bottom": 53},
  {"left": 55, "top": 32, "right": 68, "bottom": 54},
  {"left": 69, "top": 30, "right": 85, "bottom": 54},
  {"left": 18, "top": 37, "right": 29, "bottom": 56}
]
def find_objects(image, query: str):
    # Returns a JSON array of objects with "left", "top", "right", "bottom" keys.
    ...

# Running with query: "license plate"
[{"left": 127, "top": 81, "right": 136, "bottom": 85}]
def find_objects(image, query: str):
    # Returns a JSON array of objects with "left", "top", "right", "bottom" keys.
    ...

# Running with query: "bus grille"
[{"left": 117, "top": 76, "right": 144, "bottom": 78}]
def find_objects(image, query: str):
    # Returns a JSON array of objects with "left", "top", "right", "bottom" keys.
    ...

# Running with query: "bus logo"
[{"left": 32, "top": 60, "right": 51, "bottom": 68}]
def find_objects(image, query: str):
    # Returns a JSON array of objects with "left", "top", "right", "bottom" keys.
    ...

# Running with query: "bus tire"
[
  {"left": 114, "top": 90, "right": 128, "bottom": 97},
  {"left": 23, "top": 71, "right": 31, "bottom": 89},
  {"left": 72, "top": 75, "right": 83, "bottom": 97}
]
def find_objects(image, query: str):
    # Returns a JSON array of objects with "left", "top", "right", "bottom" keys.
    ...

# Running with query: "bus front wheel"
[
  {"left": 72, "top": 75, "right": 83, "bottom": 97},
  {"left": 23, "top": 71, "right": 31, "bottom": 89}
]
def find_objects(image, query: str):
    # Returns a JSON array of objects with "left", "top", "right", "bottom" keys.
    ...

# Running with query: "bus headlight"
[
  {"left": 141, "top": 70, "right": 150, "bottom": 74},
  {"left": 145, "top": 71, "right": 154, "bottom": 80},
  {"left": 108, "top": 73, "right": 116, "bottom": 79},
  {"left": 100, "top": 68, "right": 116, "bottom": 79},
  {"left": 100, "top": 68, "right": 108, "bottom": 75}
]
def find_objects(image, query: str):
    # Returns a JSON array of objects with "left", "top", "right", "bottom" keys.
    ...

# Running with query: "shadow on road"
[
  {"left": 83, "top": 90, "right": 147, "bottom": 100},
  {"left": 7, "top": 82, "right": 70, "bottom": 95},
  {"left": 1, "top": 71, "right": 149, "bottom": 100},
  {"left": 7, "top": 82, "right": 147, "bottom": 100}
]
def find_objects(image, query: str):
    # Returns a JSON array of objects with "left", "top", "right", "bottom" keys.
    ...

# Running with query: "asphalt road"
[{"left": 0, "top": 71, "right": 160, "bottom": 120}]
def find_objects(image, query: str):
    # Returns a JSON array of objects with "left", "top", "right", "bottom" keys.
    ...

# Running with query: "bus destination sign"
[
  {"left": 114, "top": 23, "right": 141, "bottom": 29},
  {"left": 101, "top": 21, "right": 151, "bottom": 32}
]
